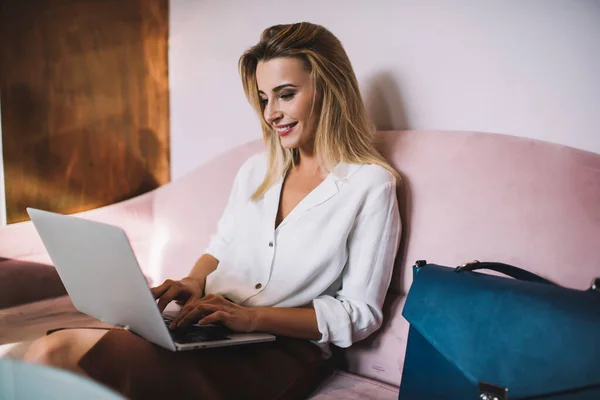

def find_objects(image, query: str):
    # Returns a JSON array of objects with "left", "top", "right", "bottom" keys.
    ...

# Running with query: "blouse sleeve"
[
  {"left": 312, "top": 181, "right": 401, "bottom": 348},
  {"left": 203, "top": 162, "right": 248, "bottom": 262}
]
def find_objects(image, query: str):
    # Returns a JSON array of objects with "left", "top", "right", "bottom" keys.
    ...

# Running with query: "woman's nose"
[{"left": 264, "top": 101, "right": 282, "bottom": 124}]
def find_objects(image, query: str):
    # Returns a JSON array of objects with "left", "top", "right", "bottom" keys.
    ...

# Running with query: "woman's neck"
[{"left": 295, "top": 151, "right": 323, "bottom": 178}]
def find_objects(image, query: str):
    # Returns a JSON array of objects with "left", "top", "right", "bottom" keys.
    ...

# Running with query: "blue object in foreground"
[
  {"left": 399, "top": 260, "right": 600, "bottom": 399},
  {"left": 0, "top": 358, "right": 125, "bottom": 400}
]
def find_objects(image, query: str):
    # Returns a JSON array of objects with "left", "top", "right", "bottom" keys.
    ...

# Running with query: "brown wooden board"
[{"left": 0, "top": 0, "right": 170, "bottom": 223}]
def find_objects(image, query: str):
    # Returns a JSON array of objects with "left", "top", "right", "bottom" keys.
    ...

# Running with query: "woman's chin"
[{"left": 278, "top": 136, "right": 299, "bottom": 149}]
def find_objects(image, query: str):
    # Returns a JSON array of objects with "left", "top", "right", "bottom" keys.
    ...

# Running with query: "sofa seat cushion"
[
  {"left": 309, "top": 370, "right": 399, "bottom": 399},
  {"left": 0, "top": 295, "right": 110, "bottom": 346}
]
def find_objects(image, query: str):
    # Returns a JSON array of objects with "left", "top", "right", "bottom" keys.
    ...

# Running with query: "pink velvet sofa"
[{"left": 1, "top": 130, "right": 599, "bottom": 399}]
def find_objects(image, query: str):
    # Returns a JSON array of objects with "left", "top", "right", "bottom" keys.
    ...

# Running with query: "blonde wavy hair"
[{"left": 239, "top": 22, "right": 400, "bottom": 200}]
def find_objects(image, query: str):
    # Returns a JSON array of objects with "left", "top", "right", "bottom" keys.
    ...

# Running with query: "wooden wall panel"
[{"left": 0, "top": 0, "right": 169, "bottom": 224}]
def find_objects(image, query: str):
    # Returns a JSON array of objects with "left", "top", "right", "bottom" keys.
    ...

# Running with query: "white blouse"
[{"left": 204, "top": 153, "right": 401, "bottom": 352}]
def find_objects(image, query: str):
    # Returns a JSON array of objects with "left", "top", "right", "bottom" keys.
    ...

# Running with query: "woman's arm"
[
  {"left": 311, "top": 180, "right": 401, "bottom": 348},
  {"left": 169, "top": 294, "right": 322, "bottom": 340},
  {"left": 187, "top": 253, "right": 219, "bottom": 293},
  {"left": 252, "top": 306, "right": 321, "bottom": 340},
  {"left": 151, "top": 254, "right": 219, "bottom": 312}
]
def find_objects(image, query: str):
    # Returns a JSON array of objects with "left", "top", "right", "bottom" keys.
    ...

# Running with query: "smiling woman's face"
[{"left": 256, "top": 57, "right": 320, "bottom": 151}]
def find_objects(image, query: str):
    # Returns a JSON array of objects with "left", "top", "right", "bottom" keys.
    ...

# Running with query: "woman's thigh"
[
  {"left": 78, "top": 329, "right": 331, "bottom": 400},
  {"left": 59, "top": 328, "right": 111, "bottom": 362},
  {"left": 25, "top": 328, "right": 111, "bottom": 373}
]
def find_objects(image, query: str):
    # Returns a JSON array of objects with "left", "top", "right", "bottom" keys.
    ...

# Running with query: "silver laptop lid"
[{"left": 27, "top": 208, "right": 175, "bottom": 351}]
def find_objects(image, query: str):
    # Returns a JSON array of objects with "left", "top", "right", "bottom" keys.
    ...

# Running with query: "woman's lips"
[{"left": 275, "top": 122, "right": 297, "bottom": 137}]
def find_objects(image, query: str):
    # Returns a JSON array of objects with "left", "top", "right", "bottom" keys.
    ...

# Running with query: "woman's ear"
[
  {"left": 312, "top": 79, "right": 324, "bottom": 106},
  {"left": 309, "top": 89, "right": 323, "bottom": 121}
]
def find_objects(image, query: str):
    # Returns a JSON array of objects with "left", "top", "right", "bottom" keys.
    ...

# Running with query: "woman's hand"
[
  {"left": 150, "top": 277, "right": 205, "bottom": 313},
  {"left": 169, "top": 294, "right": 258, "bottom": 333}
]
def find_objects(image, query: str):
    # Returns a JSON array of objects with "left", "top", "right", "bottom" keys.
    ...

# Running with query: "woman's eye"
[
  {"left": 281, "top": 93, "right": 295, "bottom": 100},
  {"left": 260, "top": 98, "right": 268, "bottom": 106}
]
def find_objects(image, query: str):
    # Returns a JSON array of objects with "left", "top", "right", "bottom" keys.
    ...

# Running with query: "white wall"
[
  {"left": 169, "top": 0, "right": 600, "bottom": 179},
  {"left": 0, "top": 96, "right": 6, "bottom": 226}
]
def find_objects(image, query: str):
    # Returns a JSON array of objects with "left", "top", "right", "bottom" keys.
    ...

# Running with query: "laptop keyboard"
[{"left": 163, "top": 317, "right": 232, "bottom": 343}]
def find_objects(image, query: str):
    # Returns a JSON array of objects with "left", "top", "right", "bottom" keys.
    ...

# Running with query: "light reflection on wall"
[{"left": 147, "top": 224, "right": 170, "bottom": 286}]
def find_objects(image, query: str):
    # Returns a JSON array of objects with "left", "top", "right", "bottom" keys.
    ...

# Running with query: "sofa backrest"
[
  {"left": 343, "top": 130, "right": 600, "bottom": 386},
  {"left": 149, "top": 141, "right": 265, "bottom": 283}
]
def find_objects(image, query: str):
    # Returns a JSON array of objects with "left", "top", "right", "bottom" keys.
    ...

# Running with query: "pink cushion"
[
  {"left": 379, "top": 130, "right": 600, "bottom": 294},
  {"left": 309, "top": 371, "right": 399, "bottom": 400}
]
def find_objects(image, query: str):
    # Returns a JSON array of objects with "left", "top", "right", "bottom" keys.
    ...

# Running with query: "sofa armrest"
[
  {"left": 0, "top": 258, "right": 67, "bottom": 309},
  {"left": 0, "top": 191, "right": 157, "bottom": 263},
  {"left": 0, "top": 221, "right": 45, "bottom": 263}
]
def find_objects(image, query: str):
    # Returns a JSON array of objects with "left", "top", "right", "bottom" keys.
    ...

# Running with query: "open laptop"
[{"left": 26, "top": 208, "right": 275, "bottom": 351}]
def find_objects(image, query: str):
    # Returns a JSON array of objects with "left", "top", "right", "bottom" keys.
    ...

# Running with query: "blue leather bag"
[{"left": 399, "top": 260, "right": 600, "bottom": 399}]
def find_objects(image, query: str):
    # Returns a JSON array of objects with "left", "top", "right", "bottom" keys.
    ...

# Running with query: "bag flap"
[{"left": 402, "top": 263, "right": 600, "bottom": 398}]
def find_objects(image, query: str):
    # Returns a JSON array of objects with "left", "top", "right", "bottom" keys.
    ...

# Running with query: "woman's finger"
[
  {"left": 172, "top": 303, "right": 221, "bottom": 329},
  {"left": 178, "top": 294, "right": 226, "bottom": 316},
  {"left": 157, "top": 285, "right": 183, "bottom": 313},
  {"left": 179, "top": 300, "right": 203, "bottom": 317},
  {"left": 150, "top": 279, "right": 173, "bottom": 299},
  {"left": 198, "top": 311, "right": 230, "bottom": 326}
]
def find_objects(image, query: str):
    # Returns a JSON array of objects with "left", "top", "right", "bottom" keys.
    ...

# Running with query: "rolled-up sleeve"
[{"left": 312, "top": 181, "right": 401, "bottom": 348}]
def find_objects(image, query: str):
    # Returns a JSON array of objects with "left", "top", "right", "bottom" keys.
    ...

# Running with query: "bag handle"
[{"left": 454, "top": 261, "right": 557, "bottom": 286}]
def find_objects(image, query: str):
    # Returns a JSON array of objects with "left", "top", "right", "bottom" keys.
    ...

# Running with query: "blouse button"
[
  {"left": 268, "top": 241, "right": 273, "bottom": 247},
  {"left": 255, "top": 283, "right": 263, "bottom": 289}
]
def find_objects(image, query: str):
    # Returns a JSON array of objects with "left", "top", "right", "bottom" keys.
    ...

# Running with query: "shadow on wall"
[
  {"left": 362, "top": 71, "right": 411, "bottom": 131},
  {"left": 333, "top": 72, "right": 414, "bottom": 365},
  {"left": 365, "top": 71, "right": 414, "bottom": 294}
]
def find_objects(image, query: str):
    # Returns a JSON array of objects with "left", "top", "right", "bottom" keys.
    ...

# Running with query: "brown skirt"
[{"left": 67, "top": 328, "right": 332, "bottom": 400}]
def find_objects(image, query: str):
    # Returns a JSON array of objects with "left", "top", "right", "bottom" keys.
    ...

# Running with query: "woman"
[{"left": 24, "top": 22, "right": 402, "bottom": 399}]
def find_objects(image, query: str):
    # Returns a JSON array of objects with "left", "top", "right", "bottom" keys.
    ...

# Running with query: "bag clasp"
[
  {"left": 479, "top": 382, "right": 508, "bottom": 400},
  {"left": 590, "top": 277, "right": 600, "bottom": 293}
]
